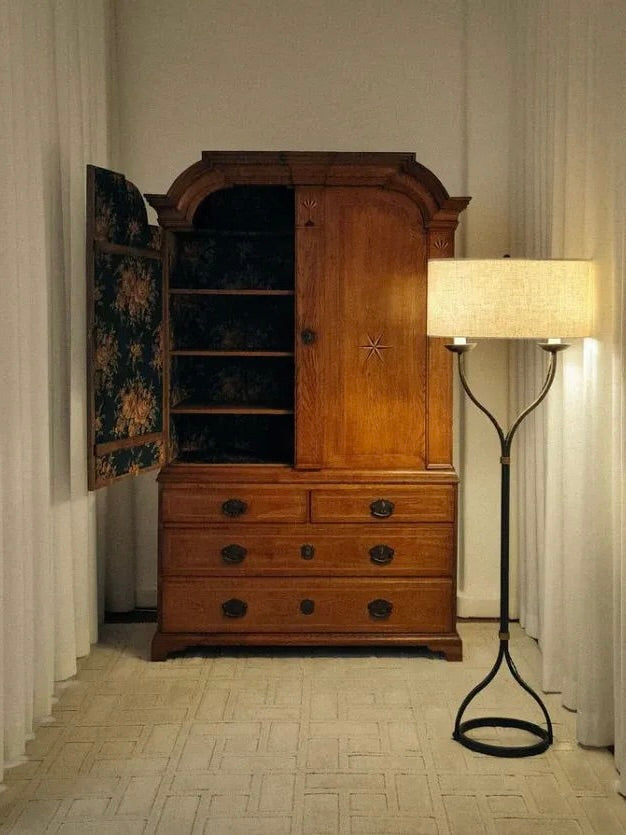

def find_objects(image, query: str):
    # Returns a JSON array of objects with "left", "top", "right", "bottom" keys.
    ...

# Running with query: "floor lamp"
[{"left": 427, "top": 258, "right": 594, "bottom": 758}]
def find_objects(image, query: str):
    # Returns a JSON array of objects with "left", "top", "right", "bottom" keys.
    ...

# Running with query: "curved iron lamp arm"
[
  {"left": 456, "top": 353, "right": 506, "bottom": 447},
  {"left": 448, "top": 341, "right": 565, "bottom": 757},
  {"left": 456, "top": 346, "right": 558, "bottom": 453}
]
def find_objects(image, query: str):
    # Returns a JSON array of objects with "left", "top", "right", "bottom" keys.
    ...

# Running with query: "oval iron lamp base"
[{"left": 454, "top": 716, "right": 551, "bottom": 758}]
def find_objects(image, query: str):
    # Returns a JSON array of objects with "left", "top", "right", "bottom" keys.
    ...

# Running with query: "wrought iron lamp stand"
[{"left": 448, "top": 340, "right": 567, "bottom": 758}]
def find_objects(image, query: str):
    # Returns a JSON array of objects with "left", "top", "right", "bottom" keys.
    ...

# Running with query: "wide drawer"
[
  {"left": 310, "top": 485, "right": 455, "bottom": 523},
  {"left": 160, "top": 486, "right": 308, "bottom": 524},
  {"left": 161, "top": 577, "right": 453, "bottom": 634},
  {"left": 161, "top": 524, "right": 453, "bottom": 576}
]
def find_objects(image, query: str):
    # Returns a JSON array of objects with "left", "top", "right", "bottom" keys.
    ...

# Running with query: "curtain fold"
[
  {"left": 510, "top": 0, "right": 626, "bottom": 789},
  {"left": 0, "top": 0, "right": 112, "bottom": 781}
]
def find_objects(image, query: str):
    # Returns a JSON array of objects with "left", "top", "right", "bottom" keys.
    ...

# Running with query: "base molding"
[
  {"left": 456, "top": 593, "right": 501, "bottom": 618},
  {"left": 151, "top": 630, "right": 462, "bottom": 662}
]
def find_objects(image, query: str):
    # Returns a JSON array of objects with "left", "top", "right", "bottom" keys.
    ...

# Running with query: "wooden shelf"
[
  {"left": 172, "top": 454, "right": 292, "bottom": 465},
  {"left": 171, "top": 401, "right": 293, "bottom": 415},
  {"left": 183, "top": 229, "right": 292, "bottom": 238},
  {"left": 170, "top": 350, "right": 294, "bottom": 357},
  {"left": 169, "top": 289, "right": 294, "bottom": 296}
]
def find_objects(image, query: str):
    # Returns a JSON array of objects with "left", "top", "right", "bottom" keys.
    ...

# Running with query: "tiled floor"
[{"left": 0, "top": 622, "right": 624, "bottom": 834}]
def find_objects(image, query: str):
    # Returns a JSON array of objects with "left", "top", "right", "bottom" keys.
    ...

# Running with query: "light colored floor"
[{"left": 0, "top": 622, "right": 624, "bottom": 834}]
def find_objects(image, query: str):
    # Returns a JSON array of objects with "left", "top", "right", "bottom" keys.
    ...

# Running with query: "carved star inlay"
[{"left": 360, "top": 333, "right": 392, "bottom": 362}]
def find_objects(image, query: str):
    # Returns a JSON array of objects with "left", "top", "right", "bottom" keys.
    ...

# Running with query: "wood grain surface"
[
  {"left": 310, "top": 485, "right": 455, "bottom": 523},
  {"left": 161, "top": 577, "right": 453, "bottom": 634},
  {"left": 161, "top": 523, "right": 454, "bottom": 577}
]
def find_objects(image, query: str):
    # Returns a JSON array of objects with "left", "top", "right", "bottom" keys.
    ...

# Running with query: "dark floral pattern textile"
[
  {"left": 170, "top": 295, "right": 293, "bottom": 351},
  {"left": 88, "top": 166, "right": 164, "bottom": 487},
  {"left": 93, "top": 166, "right": 159, "bottom": 250},
  {"left": 193, "top": 185, "right": 294, "bottom": 232},
  {"left": 95, "top": 440, "right": 165, "bottom": 483},
  {"left": 93, "top": 249, "right": 162, "bottom": 445},
  {"left": 148, "top": 225, "right": 162, "bottom": 251},
  {"left": 170, "top": 356, "right": 294, "bottom": 409},
  {"left": 93, "top": 323, "right": 120, "bottom": 396},
  {"left": 171, "top": 232, "right": 294, "bottom": 290},
  {"left": 171, "top": 414, "right": 293, "bottom": 464}
]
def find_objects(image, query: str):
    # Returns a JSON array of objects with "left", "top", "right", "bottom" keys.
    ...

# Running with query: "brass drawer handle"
[
  {"left": 300, "top": 599, "right": 315, "bottom": 615},
  {"left": 222, "top": 598, "right": 247, "bottom": 618},
  {"left": 368, "top": 598, "right": 393, "bottom": 619},
  {"left": 222, "top": 498, "right": 248, "bottom": 517},
  {"left": 221, "top": 544, "right": 247, "bottom": 564},
  {"left": 300, "top": 544, "right": 315, "bottom": 560},
  {"left": 369, "top": 544, "right": 395, "bottom": 565},
  {"left": 370, "top": 498, "right": 395, "bottom": 518}
]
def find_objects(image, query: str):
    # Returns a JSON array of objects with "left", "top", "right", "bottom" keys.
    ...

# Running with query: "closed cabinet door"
[{"left": 295, "top": 186, "right": 427, "bottom": 470}]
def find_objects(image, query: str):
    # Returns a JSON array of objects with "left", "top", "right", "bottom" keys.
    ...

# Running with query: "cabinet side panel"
[
  {"left": 426, "top": 228, "right": 456, "bottom": 467},
  {"left": 426, "top": 337, "right": 453, "bottom": 466}
]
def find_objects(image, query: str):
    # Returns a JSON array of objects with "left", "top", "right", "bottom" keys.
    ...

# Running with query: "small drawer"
[
  {"left": 161, "top": 524, "right": 453, "bottom": 576},
  {"left": 160, "top": 486, "right": 308, "bottom": 524},
  {"left": 310, "top": 486, "right": 455, "bottom": 523},
  {"left": 161, "top": 577, "right": 453, "bottom": 634}
]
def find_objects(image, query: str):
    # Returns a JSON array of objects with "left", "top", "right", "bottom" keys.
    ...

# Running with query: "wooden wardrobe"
[{"left": 86, "top": 152, "right": 470, "bottom": 661}]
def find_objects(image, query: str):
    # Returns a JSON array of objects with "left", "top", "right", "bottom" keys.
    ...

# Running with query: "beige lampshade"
[{"left": 427, "top": 258, "right": 594, "bottom": 339}]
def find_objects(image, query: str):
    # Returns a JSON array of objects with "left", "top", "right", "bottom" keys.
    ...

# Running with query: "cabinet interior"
[{"left": 168, "top": 185, "right": 295, "bottom": 465}]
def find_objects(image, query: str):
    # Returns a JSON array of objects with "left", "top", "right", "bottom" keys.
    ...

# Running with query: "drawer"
[
  {"left": 160, "top": 486, "right": 308, "bottom": 524},
  {"left": 161, "top": 524, "right": 453, "bottom": 576},
  {"left": 310, "top": 486, "right": 455, "bottom": 523},
  {"left": 161, "top": 577, "right": 453, "bottom": 634}
]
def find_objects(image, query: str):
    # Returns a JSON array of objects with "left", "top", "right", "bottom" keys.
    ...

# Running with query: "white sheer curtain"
[
  {"left": 510, "top": 0, "right": 626, "bottom": 789},
  {"left": 0, "top": 0, "right": 113, "bottom": 782}
]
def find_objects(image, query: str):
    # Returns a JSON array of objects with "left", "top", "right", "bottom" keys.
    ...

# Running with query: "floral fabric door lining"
[{"left": 86, "top": 165, "right": 165, "bottom": 489}]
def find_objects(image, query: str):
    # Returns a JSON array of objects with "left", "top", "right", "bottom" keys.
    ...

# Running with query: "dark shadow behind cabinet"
[{"left": 86, "top": 152, "right": 470, "bottom": 661}]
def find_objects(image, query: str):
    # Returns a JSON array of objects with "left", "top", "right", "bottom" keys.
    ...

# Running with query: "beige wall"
[
  {"left": 114, "top": 0, "right": 467, "bottom": 192},
  {"left": 107, "top": 0, "right": 512, "bottom": 614}
]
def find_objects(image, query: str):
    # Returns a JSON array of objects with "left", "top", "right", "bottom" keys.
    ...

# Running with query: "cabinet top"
[{"left": 145, "top": 151, "right": 470, "bottom": 230}]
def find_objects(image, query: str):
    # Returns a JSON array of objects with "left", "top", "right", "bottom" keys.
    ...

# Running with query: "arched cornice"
[{"left": 145, "top": 151, "right": 470, "bottom": 229}]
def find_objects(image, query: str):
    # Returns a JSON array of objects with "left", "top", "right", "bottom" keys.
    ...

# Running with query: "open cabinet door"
[{"left": 86, "top": 165, "right": 165, "bottom": 489}]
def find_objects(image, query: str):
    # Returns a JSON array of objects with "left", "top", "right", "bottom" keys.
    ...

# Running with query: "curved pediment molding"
[{"left": 145, "top": 152, "right": 470, "bottom": 229}]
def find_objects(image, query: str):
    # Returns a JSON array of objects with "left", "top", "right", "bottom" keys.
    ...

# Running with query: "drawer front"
[
  {"left": 311, "top": 486, "right": 455, "bottom": 523},
  {"left": 161, "top": 486, "right": 308, "bottom": 524},
  {"left": 161, "top": 578, "right": 453, "bottom": 634},
  {"left": 161, "top": 525, "right": 453, "bottom": 576}
]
